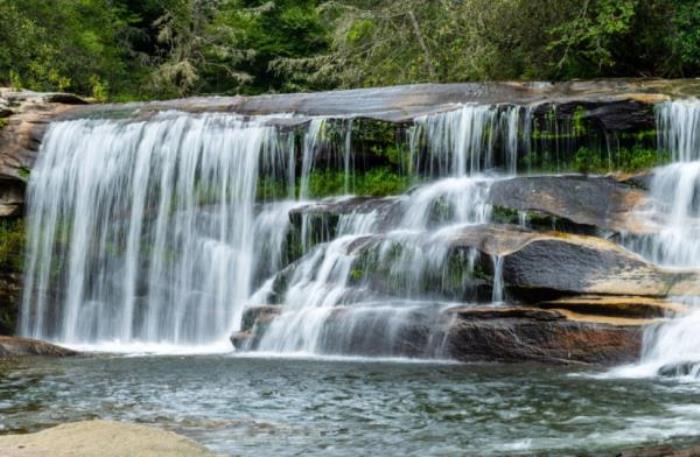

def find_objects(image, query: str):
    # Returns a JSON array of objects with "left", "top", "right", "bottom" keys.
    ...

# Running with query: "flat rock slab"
[
  {"left": 488, "top": 175, "right": 651, "bottom": 234},
  {"left": 537, "top": 295, "right": 686, "bottom": 318},
  {"left": 445, "top": 309, "right": 643, "bottom": 364},
  {"left": 443, "top": 225, "right": 700, "bottom": 298},
  {"left": 0, "top": 421, "right": 216, "bottom": 457},
  {"left": 0, "top": 336, "right": 76, "bottom": 358},
  {"left": 59, "top": 78, "right": 700, "bottom": 123}
]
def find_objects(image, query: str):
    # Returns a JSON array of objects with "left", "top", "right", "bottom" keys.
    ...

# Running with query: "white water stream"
[
  {"left": 17, "top": 103, "right": 566, "bottom": 355},
  {"left": 614, "top": 99, "right": 700, "bottom": 378}
]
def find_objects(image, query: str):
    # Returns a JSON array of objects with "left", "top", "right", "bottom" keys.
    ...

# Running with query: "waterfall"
[
  {"left": 614, "top": 99, "right": 700, "bottom": 377},
  {"left": 249, "top": 175, "right": 498, "bottom": 355},
  {"left": 20, "top": 112, "right": 298, "bottom": 347},
  {"left": 625, "top": 99, "right": 700, "bottom": 267},
  {"left": 20, "top": 102, "right": 531, "bottom": 355},
  {"left": 411, "top": 105, "right": 526, "bottom": 176}
]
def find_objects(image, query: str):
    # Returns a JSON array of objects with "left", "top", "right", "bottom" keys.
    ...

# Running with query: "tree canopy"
[{"left": 1, "top": 0, "right": 699, "bottom": 100}]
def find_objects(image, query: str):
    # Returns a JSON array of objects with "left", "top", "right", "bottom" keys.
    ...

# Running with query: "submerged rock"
[
  {"left": 0, "top": 336, "right": 76, "bottom": 358},
  {"left": 618, "top": 442, "right": 700, "bottom": 457},
  {"left": 0, "top": 420, "right": 215, "bottom": 457},
  {"left": 657, "top": 361, "right": 700, "bottom": 378}
]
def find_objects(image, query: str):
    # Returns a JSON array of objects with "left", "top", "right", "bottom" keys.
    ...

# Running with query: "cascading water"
[
  {"left": 411, "top": 104, "right": 526, "bottom": 176},
  {"left": 20, "top": 102, "right": 534, "bottom": 356},
  {"left": 614, "top": 98, "right": 700, "bottom": 377},
  {"left": 20, "top": 112, "right": 300, "bottom": 348},
  {"left": 249, "top": 106, "right": 514, "bottom": 356}
]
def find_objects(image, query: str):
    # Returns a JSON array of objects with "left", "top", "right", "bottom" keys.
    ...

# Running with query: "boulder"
[
  {"left": 499, "top": 232, "right": 700, "bottom": 298},
  {"left": 0, "top": 335, "right": 76, "bottom": 358},
  {"left": 444, "top": 306, "right": 643, "bottom": 364},
  {"left": 0, "top": 420, "right": 215, "bottom": 457},
  {"left": 488, "top": 175, "right": 651, "bottom": 234}
]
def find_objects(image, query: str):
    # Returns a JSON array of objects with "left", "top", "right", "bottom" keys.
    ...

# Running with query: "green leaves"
[{"left": 0, "top": 0, "right": 698, "bottom": 99}]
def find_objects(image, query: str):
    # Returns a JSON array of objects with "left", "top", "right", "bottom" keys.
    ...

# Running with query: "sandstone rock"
[
  {"left": 0, "top": 88, "right": 87, "bottom": 182},
  {"left": 0, "top": 336, "right": 76, "bottom": 358},
  {"left": 488, "top": 175, "right": 651, "bottom": 234},
  {"left": 536, "top": 295, "right": 686, "bottom": 319},
  {"left": 59, "top": 78, "right": 700, "bottom": 124},
  {"left": 0, "top": 420, "right": 215, "bottom": 457},
  {"left": 499, "top": 232, "right": 700, "bottom": 298},
  {"left": 444, "top": 306, "right": 643, "bottom": 364}
]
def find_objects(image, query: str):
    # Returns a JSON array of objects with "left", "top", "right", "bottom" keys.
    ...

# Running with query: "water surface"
[{"left": 1, "top": 355, "right": 700, "bottom": 456}]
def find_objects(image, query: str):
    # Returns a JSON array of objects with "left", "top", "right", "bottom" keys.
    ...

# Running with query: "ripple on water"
[{"left": 1, "top": 357, "right": 700, "bottom": 456}]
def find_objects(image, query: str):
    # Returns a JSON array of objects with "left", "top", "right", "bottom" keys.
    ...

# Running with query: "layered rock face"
[
  {"left": 2, "top": 79, "right": 699, "bottom": 364},
  {"left": 0, "top": 89, "right": 87, "bottom": 337}
]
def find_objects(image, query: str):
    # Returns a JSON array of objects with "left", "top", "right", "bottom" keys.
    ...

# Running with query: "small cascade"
[
  {"left": 249, "top": 175, "right": 500, "bottom": 355},
  {"left": 411, "top": 105, "right": 527, "bottom": 176},
  {"left": 617, "top": 99, "right": 700, "bottom": 377},
  {"left": 491, "top": 255, "right": 504, "bottom": 303}
]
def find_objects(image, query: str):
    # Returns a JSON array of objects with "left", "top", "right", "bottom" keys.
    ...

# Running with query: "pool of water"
[{"left": 1, "top": 355, "right": 700, "bottom": 456}]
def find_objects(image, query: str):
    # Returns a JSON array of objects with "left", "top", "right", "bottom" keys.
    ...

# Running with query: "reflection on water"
[{"left": 1, "top": 356, "right": 700, "bottom": 456}]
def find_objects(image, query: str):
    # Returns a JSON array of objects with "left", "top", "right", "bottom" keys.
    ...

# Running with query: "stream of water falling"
[
  {"left": 17, "top": 103, "right": 558, "bottom": 355},
  {"left": 18, "top": 103, "right": 526, "bottom": 353},
  {"left": 20, "top": 113, "right": 292, "bottom": 347},
  {"left": 613, "top": 99, "right": 700, "bottom": 378}
]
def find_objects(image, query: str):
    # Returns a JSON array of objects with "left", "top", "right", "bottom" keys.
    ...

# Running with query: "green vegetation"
[
  {"left": 0, "top": 218, "right": 25, "bottom": 272},
  {"left": 0, "top": 218, "right": 23, "bottom": 334},
  {"left": 1, "top": 1, "right": 699, "bottom": 100},
  {"left": 572, "top": 145, "right": 669, "bottom": 174},
  {"left": 306, "top": 167, "right": 412, "bottom": 198}
]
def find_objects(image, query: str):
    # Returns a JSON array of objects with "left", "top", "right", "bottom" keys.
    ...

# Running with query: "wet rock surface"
[
  {"left": 488, "top": 175, "right": 650, "bottom": 234},
  {"left": 237, "top": 221, "right": 691, "bottom": 363},
  {"left": 444, "top": 307, "right": 643, "bottom": 364},
  {"left": 234, "top": 302, "right": 647, "bottom": 364},
  {"left": 58, "top": 78, "right": 699, "bottom": 123},
  {"left": 0, "top": 336, "right": 76, "bottom": 358},
  {"left": 0, "top": 88, "right": 87, "bottom": 182}
]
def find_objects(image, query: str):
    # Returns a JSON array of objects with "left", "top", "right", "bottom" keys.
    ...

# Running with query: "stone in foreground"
[
  {"left": 0, "top": 336, "right": 76, "bottom": 358},
  {"left": 0, "top": 420, "right": 216, "bottom": 457}
]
